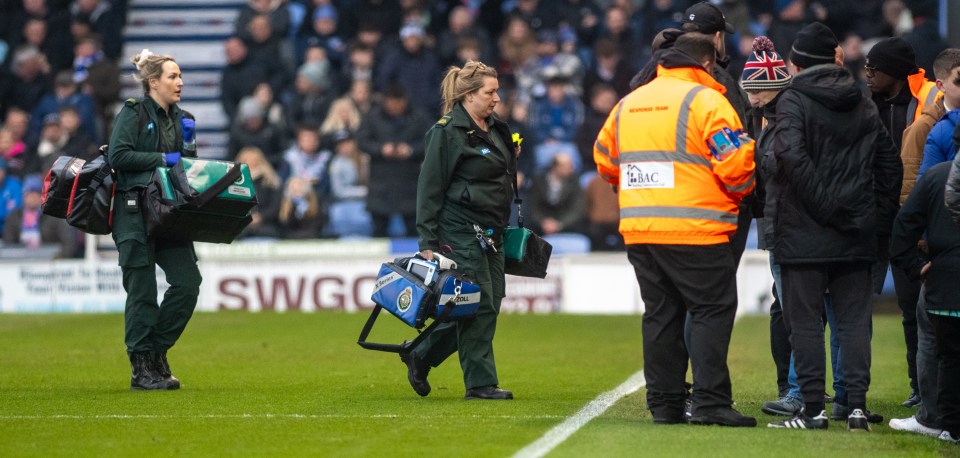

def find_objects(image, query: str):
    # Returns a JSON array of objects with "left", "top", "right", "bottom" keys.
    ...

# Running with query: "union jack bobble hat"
[{"left": 740, "top": 36, "right": 791, "bottom": 91}]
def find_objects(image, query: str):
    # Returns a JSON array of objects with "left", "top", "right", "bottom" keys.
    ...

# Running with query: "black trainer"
[
  {"left": 399, "top": 351, "right": 430, "bottom": 397},
  {"left": 768, "top": 410, "right": 829, "bottom": 429},
  {"left": 465, "top": 385, "right": 513, "bottom": 400},
  {"left": 831, "top": 404, "right": 883, "bottom": 423},
  {"left": 848, "top": 408, "right": 871, "bottom": 432},
  {"left": 902, "top": 389, "right": 921, "bottom": 408},
  {"left": 688, "top": 406, "right": 757, "bottom": 427}
]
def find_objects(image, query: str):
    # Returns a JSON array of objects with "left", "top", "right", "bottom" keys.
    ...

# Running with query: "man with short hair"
[{"left": 595, "top": 33, "right": 756, "bottom": 428}]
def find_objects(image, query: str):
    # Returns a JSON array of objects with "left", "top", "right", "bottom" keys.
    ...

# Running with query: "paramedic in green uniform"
[
  {"left": 403, "top": 60, "right": 517, "bottom": 400},
  {"left": 107, "top": 49, "right": 199, "bottom": 390}
]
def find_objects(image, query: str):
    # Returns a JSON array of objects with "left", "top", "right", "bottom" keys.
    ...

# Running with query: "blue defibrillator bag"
[{"left": 360, "top": 256, "right": 480, "bottom": 354}]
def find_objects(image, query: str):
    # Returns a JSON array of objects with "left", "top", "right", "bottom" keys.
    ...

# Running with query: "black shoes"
[
  {"left": 902, "top": 389, "right": 922, "bottom": 408},
  {"left": 465, "top": 385, "right": 514, "bottom": 400},
  {"left": 688, "top": 406, "right": 757, "bottom": 427},
  {"left": 848, "top": 408, "right": 871, "bottom": 432},
  {"left": 831, "top": 404, "right": 883, "bottom": 423},
  {"left": 399, "top": 351, "right": 431, "bottom": 397},
  {"left": 768, "top": 410, "right": 829, "bottom": 429},
  {"left": 129, "top": 352, "right": 178, "bottom": 391},
  {"left": 152, "top": 352, "right": 181, "bottom": 389}
]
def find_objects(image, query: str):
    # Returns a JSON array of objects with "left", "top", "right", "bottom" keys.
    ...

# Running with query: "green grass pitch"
[{"left": 1, "top": 312, "right": 958, "bottom": 457}]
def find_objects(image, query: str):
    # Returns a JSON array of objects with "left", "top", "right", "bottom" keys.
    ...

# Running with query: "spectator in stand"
[
  {"left": 633, "top": 0, "right": 687, "bottom": 57},
  {"left": 515, "top": 29, "right": 583, "bottom": 105},
  {"left": 10, "top": 46, "right": 51, "bottom": 113},
  {"left": 277, "top": 176, "right": 324, "bottom": 239},
  {"left": 25, "top": 113, "right": 67, "bottom": 176},
  {"left": 220, "top": 37, "right": 267, "bottom": 123},
  {"left": 29, "top": 70, "right": 98, "bottom": 144},
  {"left": 320, "top": 96, "right": 362, "bottom": 137},
  {"left": 69, "top": 0, "right": 122, "bottom": 59},
  {"left": 280, "top": 123, "right": 331, "bottom": 188},
  {"left": 528, "top": 75, "right": 584, "bottom": 152},
  {"left": 598, "top": 5, "right": 639, "bottom": 69},
  {"left": 348, "top": 79, "right": 373, "bottom": 116},
  {"left": 252, "top": 82, "right": 288, "bottom": 137},
  {"left": 584, "top": 173, "right": 622, "bottom": 251},
  {"left": 325, "top": 129, "right": 372, "bottom": 237},
  {"left": 242, "top": 14, "right": 293, "bottom": 95},
  {"left": 508, "top": 0, "right": 560, "bottom": 32},
  {"left": 496, "top": 15, "right": 537, "bottom": 81},
  {"left": 526, "top": 151, "right": 585, "bottom": 236},
  {"left": 339, "top": 0, "right": 403, "bottom": 41},
  {"left": 228, "top": 96, "right": 286, "bottom": 170},
  {"left": 0, "top": 126, "right": 29, "bottom": 178},
  {"left": 3, "top": 174, "right": 77, "bottom": 258},
  {"left": 235, "top": 0, "right": 290, "bottom": 47},
  {"left": 72, "top": 35, "right": 119, "bottom": 141},
  {"left": 377, "top": 23, "right": 441, "bottom": 114},
  {"left": 7, "top": 0, "right": 73, "bottom": 73},
  {"left": 582, "top": 38, "right": 634, "bottom": 101},
  {"left": 436, "top": 5, "right": 494, "bottom": 68},
  {"left": 358, "top": 84, "right": 431, "bottom": 237},
  {"left": 56, "top": 105, "right": 97, "bottom": 160},
  {"left": 20, "top": 18, "right": 72, "bottom": 74},
  {"left": 577, "top": 83, "right": 617, "bottom": 173},
  {"left": 556, "top": 0, "right": 603, "bottom": 54},
  {"left": 339, "top": 44, "right": 375, "bottom": 93},
  {"left": 902, "top": 0, "right": 947, "bottom": 78},
  {"left": 297, "top": 3, "right": 346, "bottom": 69},
  {"left": 236, "top": 146, "right": 281, "bottom": 239},
  {"left": 2, "top": 109, "right": 30, "bottom": 147},
  {"left": 288, "top": 52, "right": 335, "bottom": 129},
  {"left": 0, "top": 156, "right": 23, "bottom": 234}
]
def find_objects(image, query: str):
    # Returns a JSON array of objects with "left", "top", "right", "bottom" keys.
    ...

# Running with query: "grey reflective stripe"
[
  {"left": 595, "top": 139, "right": 618, "bottom": 167},
  {"left": 925, "top": 88, "right": 940, "bottom": 106},
  {"left": 676, "top": 86, "right": 706, "bottom": 153},
  {"left": 620, "top": 150, "right": 711, "bottom": 168},
  {"left": 725, "top": 174, "right": 756, "bottom": 194},
  {"left": 614, "top": 100, "right": 625, "bottom": 161},
  {"left": 907, "top": 98, "right": 918, "bottom": 125},
  {"left": 620, "top": 206, "right": 738, "bottom": 225},
  {"left": 599, "top": 172, "right": 617, "bottom": 181}
]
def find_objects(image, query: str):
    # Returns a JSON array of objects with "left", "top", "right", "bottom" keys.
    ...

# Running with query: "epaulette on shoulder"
[
  {"left": 124, "top": 97, "right": 139, "bottom": 107},
  {"left": 434, "top": 115, "right": 452, "bottom": 128}
]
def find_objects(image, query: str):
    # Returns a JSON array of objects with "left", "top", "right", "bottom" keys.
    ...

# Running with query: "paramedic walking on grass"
[
  {"left": 594, "top": 34, "right": 756, "bottom": 427},
  {"left": 107, "top": 49, "right": 200, "bottom": 391},
  {"left": 403, "top": 60, "right": 517, "bottom": 400}
]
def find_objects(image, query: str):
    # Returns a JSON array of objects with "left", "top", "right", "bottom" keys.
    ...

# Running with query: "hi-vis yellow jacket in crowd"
[{"left": 594, "top": 63, "right": 755, "bottom": 246}]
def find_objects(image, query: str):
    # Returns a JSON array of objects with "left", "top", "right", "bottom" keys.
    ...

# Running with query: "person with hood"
[
  {"left": 864, "top": 36, "right": 941, "bottom": 410},
  {"left": 595, "top": 33, "right": 756, "bottom": 427},
  {"left": 766, "top": 22, "right": 901, "bottom": 432}
]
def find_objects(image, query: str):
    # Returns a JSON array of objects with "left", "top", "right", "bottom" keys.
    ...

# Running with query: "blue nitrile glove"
[
  {"left": 181, "top": 115, "right": 195, "bottom": 144},
  {"left": 164, "top": 152, "right": 181, "bottom": 167}
]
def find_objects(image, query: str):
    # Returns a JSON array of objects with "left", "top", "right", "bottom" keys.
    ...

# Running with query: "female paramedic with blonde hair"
[
  {"left": 107, "top": 49, "right": 199, "bottom": 391},
  {"left": 402, "top": 60, "right": 518, "bottom": 400}
]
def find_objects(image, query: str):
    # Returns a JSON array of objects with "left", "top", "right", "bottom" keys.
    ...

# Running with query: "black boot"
[
  {"left": 399, "top": 351, "right": 431, "bottom": 396},
  {"left": 152, "top": 352, "right": 181, "bottom": 390},
  {"left": 465, "top": 385, "right": 514, "bottom": 400},
  {"left": 129, "top": 352, "right": 176, "bottom": 391}
]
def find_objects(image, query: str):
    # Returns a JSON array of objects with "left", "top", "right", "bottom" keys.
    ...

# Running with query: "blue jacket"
[
  {"left": 0, "top": 176, "right": 24, "bottom": 234},
  {"left": 917, "top": 108, "right": 960, "bottom": 182}
]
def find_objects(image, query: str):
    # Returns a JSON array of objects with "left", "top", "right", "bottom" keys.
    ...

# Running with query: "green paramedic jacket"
[
  {"left": 107, "top": 97, "right": 196, "bottom": 243},
  {"left": 416, "top": 102, "right": 517, "bottom": 251}
]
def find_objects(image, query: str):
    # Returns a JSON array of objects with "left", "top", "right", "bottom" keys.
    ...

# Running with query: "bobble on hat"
[{"left": 740, "top": 36, "right": 792, "bottom": 91}]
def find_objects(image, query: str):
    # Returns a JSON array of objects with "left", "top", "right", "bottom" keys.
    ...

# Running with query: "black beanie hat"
[
  {"left": 866, "top": 37, "right": 917, "bottom": 79},
  {"left": 790, "top": 22, "right": 837, "bottom": 69}
]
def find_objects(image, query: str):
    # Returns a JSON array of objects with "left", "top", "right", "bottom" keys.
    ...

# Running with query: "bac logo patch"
[
  {"left": 480, "top": 147, "right": 491, "bottom": 155},
  {"left": 397, "top": 286, "right": 413, "bottom": 312},
  {"left": 622, "top": 162, "right": 675, "bottom": 189}
]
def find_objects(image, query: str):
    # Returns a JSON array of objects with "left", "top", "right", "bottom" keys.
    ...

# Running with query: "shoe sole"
[
  {"left": 761, "top": 405, "right": 801, "bottom": 416},
  {"left": 464, "top": 395, "right": 514, "bottom": 400},
  {"left": 689, "top": 418, "right": 757, "bottom": 427}
]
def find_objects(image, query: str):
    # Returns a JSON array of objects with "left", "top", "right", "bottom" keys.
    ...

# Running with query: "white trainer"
[
  {"left": 889, "top": 416, "right": 941, "bottom": 437},
  {"left": 939, "top": 430, "right": 959, "bottom": 444}
]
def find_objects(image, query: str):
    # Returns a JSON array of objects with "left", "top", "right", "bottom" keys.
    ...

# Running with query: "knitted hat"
[
  {"left": 866, "top": 37, "right": 917, "bottom": 79},
  {"left": 681, "top": 2, "right": 735, "bottom": 34},
  {"left": 790, "top": 22, "right": 837, "bottom": 69},
  {"left": 740, "top": 36, "right": 791, "bottom": 91}
]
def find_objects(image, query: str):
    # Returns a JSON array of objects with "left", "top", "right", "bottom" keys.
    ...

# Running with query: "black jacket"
[
  {"left": 892, "top": 162, "right": 960, "bottom": 311},
  {"left": 359, "top": 103, "right": 433, "bottom": 215},
  {"left": 771, "top": 65, "right": 902, "bottom": 264}
]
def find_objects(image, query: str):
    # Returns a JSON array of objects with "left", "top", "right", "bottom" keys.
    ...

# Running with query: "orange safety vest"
[
  {"left": 907, "top": 69, "right": 941, "bottom": 126},
  {"left": 594, "top": 65, "right": 755, "bottom": 246}
]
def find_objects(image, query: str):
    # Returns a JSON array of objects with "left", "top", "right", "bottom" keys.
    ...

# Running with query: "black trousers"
[
  {"left": 627, "top": 243, "right": 738, "bottom": 417},
  {"left": 767, "top": 282, "right": 791, "bottom": 395},
  {"left": 780, "top": 262, "right": 872, "bottom": 411},
  {"left": 931, "top": 314, "right": 960, "bottom": 437},
  {"left": 891, "top": 263, "right": 921, "bottom": 392},
  {"left": 370, "top": 212, "right": 417, "bottom": 238}
]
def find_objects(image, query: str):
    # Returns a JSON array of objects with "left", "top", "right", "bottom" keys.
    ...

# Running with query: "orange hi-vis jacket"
[
  {"left": 594, "top": 65, "right": 755, "bottom": 246},
  {"left": 907, "top": 69, "right": 941, "bottom": 126}
]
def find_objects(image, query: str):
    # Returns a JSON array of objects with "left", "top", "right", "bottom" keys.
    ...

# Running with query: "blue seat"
[
  {"left": 326, "top": 200, "right": 373, "bottom": 238},
  {"left": 542, "top": 232, "right": 591, "bottom": 255}
]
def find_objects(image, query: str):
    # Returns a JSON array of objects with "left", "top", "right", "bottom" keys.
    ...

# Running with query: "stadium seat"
[
  {"left": 534, "top": 142, "right": 581, "bottom": 174},
  {"left": 326, "top": 201, "right": 372, "bottom": 238},
  {"left": 542, "top": 232, "right": 591, "bottom": 255}
]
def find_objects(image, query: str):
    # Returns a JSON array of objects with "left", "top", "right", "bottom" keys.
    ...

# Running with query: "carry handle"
[
  {"left": 357, "top": 305, "right": 445, "bottom": 354},
  {"left": 167, "top": 160, "right": 243, "bottom": 208},
  {"left": 510, "top": 162, "right": 524, "bottom": 229}
]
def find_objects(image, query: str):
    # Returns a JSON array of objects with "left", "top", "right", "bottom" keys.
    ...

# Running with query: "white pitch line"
[
  {"left": 0, "top": 414, "right": 566, "bottom": 420},
  {"left": 511, "top": 370, "right": 646, "bottom": 458}
]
